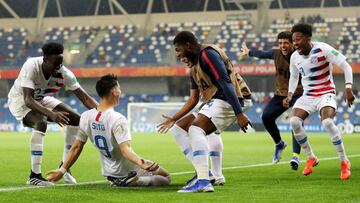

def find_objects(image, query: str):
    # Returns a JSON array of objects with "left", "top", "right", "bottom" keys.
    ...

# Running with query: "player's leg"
[
  {"left": 178, "top": 113, "right": 215, "bottom": 193},
  {"left": 52, "top": 102, "right": 80, "bottom": 184},
  {"left": 319, "top": 95, "right": 350, "bottom": 180},
  {"left": 261, "top": 95, "right": 288, "bottom": 163},
  {"left": 289, "top": 100, "right": 318, "bottom": 176},
  {"left": 289, "top": 94, "right": 302, "bottom": 170},
  {"left": 23, "top": 111, "right": 54, "bottom": 186},
  {"left": 170, "top": 114, "right": 195, "bottom": 163},
  {"left": 114, "top": 161, "right": 171, "bottom": 187},
  {"left": 207, "top": 132, "right": 225, "bottom": 185}
]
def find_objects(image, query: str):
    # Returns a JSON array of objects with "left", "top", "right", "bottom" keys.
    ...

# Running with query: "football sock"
[
  {"left": 290, "top": 117, "right": 315, "bottom": 158},
  {"left": 30, "top": 130, "right": 45, "bottom": 174},
  {"left": 134, "top": 175, "right": 170, "bottom": 186},
  {"left": 207, "top": 132, "right": 223, "bottom": 179},
  {"left": 322, "top": 118, "right": 348, "bottom": 161},
  {"left": 63, "top": 125, "right": 79, "bottom": 162},
  {"left": 188, "top": 125, "right": 209, "bottom": 180},
  {"left": 169, "top": 124, "right": 192, "bottom": 162}
]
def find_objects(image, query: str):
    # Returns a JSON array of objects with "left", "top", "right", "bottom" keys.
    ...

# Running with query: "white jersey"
[
  {"left": 8, "top": 57, "right": 80, "bottom": 101},
  {"left": 77, "top": 108, "right": 137, "bottom": 178},
  {"left": 289, "top": 42, "right": 346, "bottom": 97}
]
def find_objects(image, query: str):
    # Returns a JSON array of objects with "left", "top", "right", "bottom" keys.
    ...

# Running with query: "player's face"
[
  {"left": 43, "top": 55, "right": 63, "bottom": 76},
  {"left": 292, "top": 32, "right": 311, "bottom": 55},
  {"left": 278, "top": 38, "right": 292, "bottom": 56},
  {"left": 174, "top": 42, "right": 197, "bottom": 67}
]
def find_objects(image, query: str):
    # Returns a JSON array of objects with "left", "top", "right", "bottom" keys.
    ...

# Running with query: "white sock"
[
  {"left": 30, "top": 130, "right": 45, "bottom": 174},
  {"left": 322, "top": 118, "right": 348, "bottom": 161},
  {"left": 290, "top": 117, "right": 315, "bottom": 158},
  {"left": 169, "top": 124, "right": 192, "bottom": 162},
  {"left": 134, "top": 175, "right": 171, "bottom": 186},
  {"left": 63, "top": 126, "right": 79, "bottom": 162},
  {"left": 207, "top": 132, "right": 223, "bottom": 179},
  {"left": 188, "top": 125, "right": 209, "bottom": 180}
]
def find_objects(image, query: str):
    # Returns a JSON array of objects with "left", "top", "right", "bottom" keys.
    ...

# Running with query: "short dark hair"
[
  {"left": 173, "top": 31, "right": 198, "bottom": 45},
  {"left": 277, "top": 31, "right": 293, "bottom": 42},
  {"left": 291, "top": 23, "right": 312, "bottom": 37},
  {"left": 96, "top": 74, "right": 118, "bottom": 98},
  {"left": 42, "top": 42, "right": 64, "bottom": 56}
]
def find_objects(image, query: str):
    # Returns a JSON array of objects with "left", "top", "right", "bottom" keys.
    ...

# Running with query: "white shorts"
[
  {"left": 198, "top": 99, "right": 239, "bottom": 133},
  {"left": 8, "top": 96, "right": 62, "bottom": 121},
  {"left": 192, "top": 98, "right": 252, "bottom": 118},
  {"left": 293, "top": 93, "right": 337, "bottom": 115}
]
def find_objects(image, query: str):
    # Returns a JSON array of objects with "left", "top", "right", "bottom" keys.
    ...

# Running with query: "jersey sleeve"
[
  {"left": 112, "top": 117, "right": 132, "bottom": 145},
  {"left": 249, "top": 49, "right": 275, "bottom": 59},
  {"left": 19, "top": 59, "right": 37, "bottom": 89},
  {"left": 62, "top": 67, "right": 81, "bottom": 91},
  {"left": 288, "top": 54, "right": 300, "bottom": 94},
  {"left": 322, "top": 43, "right": 346, "bottom": 66},
  {"left": 200, "top": 48, "right": 243, "bottom": 114}
]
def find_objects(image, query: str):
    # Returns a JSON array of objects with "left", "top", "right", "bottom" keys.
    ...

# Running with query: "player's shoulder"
[
  {"left": 313, "top": 41, "right": 332, "bottom": 50},
  {"left": 290, "top": 50, "right": 300, "bottom": 60},
  {"left": 106, "top": 109, "right": 127, "bottom": 122},
  {"left": 80, "top": 108, "right": 98, "bottom": 120}
]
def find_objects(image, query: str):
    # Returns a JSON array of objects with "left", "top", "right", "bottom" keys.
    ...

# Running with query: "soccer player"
[
  {"left": 283, "top": 23, "right": 354, "bottom": 180},
  {"left": 7, "top": 42, "right": 98, "bottom": 186},
  {"left": 158, "top": 56, "right": 252, "bottom": 187},
  {"left": 47, "top": 74, "right": 171, "bottom": 187},
  {"left": 157, "top": 31, "right": 252, "bottom": 193},
  {"left": 240, "top": 31, "right": 303, "bottom": 170}
]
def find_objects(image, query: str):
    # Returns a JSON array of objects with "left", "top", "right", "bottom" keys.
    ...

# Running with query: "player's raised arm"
[
  {"left": 73, "top": 87, "right": 98, "bottom": 109},
  {"left": 157, "top": 88, "right": 200, "bottom": 134}
]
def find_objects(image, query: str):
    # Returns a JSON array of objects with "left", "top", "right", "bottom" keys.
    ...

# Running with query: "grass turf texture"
[{"left": 0, "top": 131, "right": 359, "bottom": 202}]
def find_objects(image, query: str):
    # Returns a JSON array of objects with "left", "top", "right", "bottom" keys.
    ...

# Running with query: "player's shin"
[
  {"left": 63, "top": 125, "right": 79, "bottom": 162},
  {"left": 207, "top": 132, "right": 223, "bottom": 179},
  {"left": 169, "top": 124, "right": 193, "bottom": 162},
  {"left": 290, "top": 117, "right": 315, "bottom": 158},
  {"left": 30, "top": 130, "right": 45, "bottom": 174},
  {"left": 322, "top": 118, "right": 348, "bottom": 161},
  {"left": 188, "top": 126, "right": 209, "bottom": 180}
]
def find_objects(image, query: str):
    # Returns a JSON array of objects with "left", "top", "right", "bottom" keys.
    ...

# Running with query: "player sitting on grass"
[{"left": 47, "top": 74, "right": 171, "bottom": 186}]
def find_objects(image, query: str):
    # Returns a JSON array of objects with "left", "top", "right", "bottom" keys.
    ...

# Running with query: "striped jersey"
[
  {"left": 289, "top": 42, "right": 346, "bottom": 97},
  {"left": 8, "top": 57, "right": 80, "bottom": 101},
  {"left": 77, "top": 108, "right": 137, "bottom": 178}
]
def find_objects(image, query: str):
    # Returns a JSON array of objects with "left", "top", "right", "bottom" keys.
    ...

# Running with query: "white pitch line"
[{"left": 1, "top": 154, "right": 359, "bottom": 193}]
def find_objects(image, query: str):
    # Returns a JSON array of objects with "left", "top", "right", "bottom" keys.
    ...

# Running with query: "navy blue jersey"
[{"left": 191, "top": 47, "right": 243, "bottom": 114}]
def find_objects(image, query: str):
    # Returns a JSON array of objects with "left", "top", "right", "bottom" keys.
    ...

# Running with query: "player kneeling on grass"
[{"left": 47, "top": 74, "right": 171, "bottom": 186}]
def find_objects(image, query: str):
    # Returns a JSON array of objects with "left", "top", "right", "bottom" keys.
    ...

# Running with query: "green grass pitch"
[{"left": 0, "top": 131, "right": 359, "bottom": 202}]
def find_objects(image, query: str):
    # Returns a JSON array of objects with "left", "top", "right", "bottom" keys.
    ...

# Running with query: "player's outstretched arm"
[
  {"left": 73, "top": 87, "right": 98, "bottom": 109},
  {"left": 157, "top": 89, "right": 199, "bottom": 133},
  {"left": 47, "top": 139, "right": 85, "bottom": 182},
  {"left": 119, "top": 141, "right": 160, "bottom": 172},
  {"left": 23, "top": 87, "right": 70, "bottom": 125}
]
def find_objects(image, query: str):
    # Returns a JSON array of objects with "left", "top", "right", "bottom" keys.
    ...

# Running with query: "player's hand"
[
  {"left": 46, "top": 170, "right": 64, "bottom": 182},
  {"left": 156, "top": 114, "right": 175, "bottom": 134},
  {"left": 140, "top": 159, "right": 160, "bottom": 172},
  {"left": 239, "top": 42, "right": 250, "bottom": 60},
  {"left": 49, "top": 111, "right": 70, "bottom": 126},
  {"left": 345, "top": 87, "right": 355, "bottom": 107},
  {"left": 282, "top": 96, "right": 292, "bottom": 108},
  {"left": 236, "top": 112, "right": 252, "bottom": 133}
]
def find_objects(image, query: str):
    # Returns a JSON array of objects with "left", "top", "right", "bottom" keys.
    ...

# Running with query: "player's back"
[{"left": 79, "top": 108, "right": 137, "bottom": 177}]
